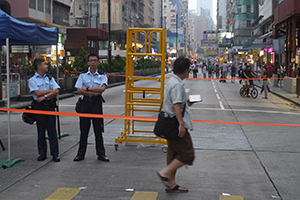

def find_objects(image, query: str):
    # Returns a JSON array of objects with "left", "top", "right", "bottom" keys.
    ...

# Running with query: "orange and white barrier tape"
[{"left": 0, "top": 108, "right": 299, "bottom": 127}]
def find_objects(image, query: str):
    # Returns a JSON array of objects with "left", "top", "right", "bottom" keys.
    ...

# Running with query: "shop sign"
[
  {"left": 296, "top": 48, "right": 300, "bottom": 56},
  {"left": 252, "top": 50, "right": 258, "bottom": 58},
  {"left": 241, "top": 53, "right": 246, "bottom": 59},
  {"left": 264, "top": 47, "right": 273, "bottom": 53}
]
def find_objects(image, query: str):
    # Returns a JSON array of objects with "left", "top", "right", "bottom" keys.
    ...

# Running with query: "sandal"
[
  {"left": 156, "top": 171, "right": 170, "bottom": 189},
  {"left": 165, "top": 185, "right": 188, "bottom": 193}
]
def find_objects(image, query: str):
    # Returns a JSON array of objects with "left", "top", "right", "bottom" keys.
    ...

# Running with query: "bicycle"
[{"left": 239, "top": 84, "right": 258, "bottom": 99}]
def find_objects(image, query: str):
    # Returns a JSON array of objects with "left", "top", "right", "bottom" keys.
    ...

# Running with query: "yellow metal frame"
[{"left": 115, "top": 27, "right": 167, "bottom": 146}]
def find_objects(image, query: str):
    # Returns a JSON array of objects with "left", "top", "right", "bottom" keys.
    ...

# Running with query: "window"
[
  {"left": 237, "top": 5, "right": 241, "bottom": 13},
  {"left": 246, "top": 5, "right": 251, "bottom": 13},
  {"left": 76, "top": 19, "right": 86, "bottom": 26},
  {"left": 45, "top": 0, "right": 51, "bottom": 14},
  {"left": 38, "top": 0, "right": 44, "bottom": 12},
  {"left": 53, "top": 3, "right": 69, "bottom": 25},
  {"left": 29, "top": 0, "right": 36, "bottom": 9},
  {"left": 246, "top": 20, "right": 251, "bottom": 27}
]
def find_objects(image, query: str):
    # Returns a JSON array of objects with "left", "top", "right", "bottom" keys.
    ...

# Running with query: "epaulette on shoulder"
[
  {"left": 46, "top": 73, "right": 52, "bottom": 80},
  {"left": 81, "top": 70, "right": 88, "bottom": 74}
]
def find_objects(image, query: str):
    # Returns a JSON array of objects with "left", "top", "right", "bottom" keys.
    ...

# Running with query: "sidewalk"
[{"left": 254, "top": 79, "right": 300, "bottom": 107}]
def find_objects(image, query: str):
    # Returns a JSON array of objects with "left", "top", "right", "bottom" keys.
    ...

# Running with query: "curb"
[{"left": 255, "top": 84, "right": 300, "bottom": 107}]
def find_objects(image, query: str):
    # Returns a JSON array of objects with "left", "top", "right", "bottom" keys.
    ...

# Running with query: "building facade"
[
  {"left": 274, "top": 0, "right": 300, "bottom": 76},
  {"left": 1, "top": 0, "right": 71, "bottom": 65},
  {"left": 233, "top": 0, "right": 258, "bottom": 47}
]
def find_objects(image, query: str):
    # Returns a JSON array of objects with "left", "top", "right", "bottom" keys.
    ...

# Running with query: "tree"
[{"left": 73, "top": 48, "right": 89, "bottom": 72}]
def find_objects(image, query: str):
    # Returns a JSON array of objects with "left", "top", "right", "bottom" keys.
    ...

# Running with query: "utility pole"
[
  {"left": 108, "top": 0, "right": 112, "bottom": 72},
  {"left": 217, "top": 0, "right": 220, "bottom": 64},
  {"left": 161, "top": 0, "right": 163, "bottom": 28},
  {"left": 176, "top": 13, "right": 178, "bottom": 58}
]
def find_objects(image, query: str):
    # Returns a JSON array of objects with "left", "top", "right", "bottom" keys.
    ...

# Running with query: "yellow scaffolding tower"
[{"left": 115, "top": 27, "right": 167, "bottom": 151}]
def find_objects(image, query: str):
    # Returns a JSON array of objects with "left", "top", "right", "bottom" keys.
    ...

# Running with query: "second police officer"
[{"left": 73, "top": 53, "right": 109, "bottom": 162}]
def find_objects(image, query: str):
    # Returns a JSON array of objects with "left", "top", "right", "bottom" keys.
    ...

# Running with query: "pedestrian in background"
[
  {"left": 202, "top": 62, "right": 207, "bottom": 78},
  {"left": 215, "top": 64, "right": 220, "bottom": 79},
  {"left": 28, "top": 58, "right": 60, "bottom": 162},
  {"left": 231, "top": 64, "right": 236, "bottom": 83},
  {"left": 221, "top": 61, "right": 228, "bottom": 83},
  {"left": 73, "top": 53, "right": 109, "bottom": 162},
  {"left": 261, "top": 66, "right": 271, "bottom": 95},
  {"left": 262, "top": 67, "right": 268, "bottom": 99},
  {"left": 156, "top": 57, "right": 195, "bottom": 193},
  {"left": 207, "top": 61, "right": 213, "bottom": 78},
  {"left": 191, "top": 61, "right": 198, "bottom": 78}
]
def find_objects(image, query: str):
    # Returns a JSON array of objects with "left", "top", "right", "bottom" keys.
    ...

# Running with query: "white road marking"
[
  {"left": 190, "top": 107, "right": 300, "bottom": 115},
  {"left": 185, "top": 88, "right": 190, "bottom": 93},
  {"left": 219, "top": 101, "right": 225, "bottom": 110},
  {"left": 214, "top": 88, "right": 217, "bottom": 93},
  {"left": 216, "top": 94, "right": 220, "bottom": 99}
]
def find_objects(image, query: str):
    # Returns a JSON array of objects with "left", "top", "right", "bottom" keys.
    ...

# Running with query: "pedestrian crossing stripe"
[
  {"left": 219, "top": 195, "right": 244, "bottom": 200},
  {"left": 131, "top": 191, "right": 158, "bottom": 200},
  {"left": 44, "top": 188, "right": 81, "bottom": 200}
]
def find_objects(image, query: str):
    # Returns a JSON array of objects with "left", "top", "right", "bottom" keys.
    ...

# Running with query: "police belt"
[
  {"left": 83, "top": 95, "right": 105, "bottom": 103},
  {"left": 34, "top": 98, "right": 56, "bottom": 106}
]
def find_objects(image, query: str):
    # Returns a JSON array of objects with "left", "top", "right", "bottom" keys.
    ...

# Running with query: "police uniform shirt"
[
  {"left": 75, "top": 68, "right": 108, "bottom": 93},
  {"left": 28, "top": 72, "right": 60, "bottom": 100}
]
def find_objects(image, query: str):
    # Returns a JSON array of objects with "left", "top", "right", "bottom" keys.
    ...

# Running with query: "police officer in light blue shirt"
[
  {"left": 73, "top": 53, "right": 109, "bottom": 162},
  {"left": 28, "top": 58, "right": 60, "bottom": 162}
]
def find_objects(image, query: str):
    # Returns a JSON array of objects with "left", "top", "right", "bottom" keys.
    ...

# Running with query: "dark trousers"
[
  {"left": 77, "top": 98, "right": 105, "bottom": 157},
  {"left": 192, "top": 70, "right": 198, "bottom": 78},
  {"left": 34, "top": 103, "right": 59, "bottom": 156}
]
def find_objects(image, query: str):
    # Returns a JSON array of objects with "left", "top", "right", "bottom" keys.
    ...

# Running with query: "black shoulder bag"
[{"left": 153, "top": 104, "right": 186, "bottom": 140}]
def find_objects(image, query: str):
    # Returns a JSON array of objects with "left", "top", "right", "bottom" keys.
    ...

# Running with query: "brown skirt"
[{"left": 167, "top": 131, "right": 195, "bottom": 165}]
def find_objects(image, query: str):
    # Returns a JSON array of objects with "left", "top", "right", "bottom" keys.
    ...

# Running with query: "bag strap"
[
  {"left": 182, "top": 103, "right": 186, "bottom": 117},
  {"left": 159, "top": 100, "right": 186, "bottom": 117}
]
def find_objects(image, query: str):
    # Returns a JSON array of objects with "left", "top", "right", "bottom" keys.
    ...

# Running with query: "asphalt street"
[{"left": 0, "top": 72, "right": 300, "bottom": 200}]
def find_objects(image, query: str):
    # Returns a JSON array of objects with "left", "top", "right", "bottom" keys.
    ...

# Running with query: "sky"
[{"left": 189, "top": 0, "right": 217, "bottom": 24}]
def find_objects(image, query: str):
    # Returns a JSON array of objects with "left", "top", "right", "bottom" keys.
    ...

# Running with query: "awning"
[{"left": 243, "top": 31, "right": 273, "bottom": 49}]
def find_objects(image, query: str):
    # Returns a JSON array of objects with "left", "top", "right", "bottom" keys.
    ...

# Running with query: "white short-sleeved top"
[{"left": 163, "top": 74, "right": 193, "bottom": 130}]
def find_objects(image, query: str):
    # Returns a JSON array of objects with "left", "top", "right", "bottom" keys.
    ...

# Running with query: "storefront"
[{"left": 274, "top": 0, "right": 300, "bottom": 76}]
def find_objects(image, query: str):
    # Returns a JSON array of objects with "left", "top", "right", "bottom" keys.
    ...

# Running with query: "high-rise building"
[
  {"left": 153, "top": 0, "right": 162, "bottom": 28},
  {"left": 197, "top": 0, "right": 213, "bottom": 18},
  {"left": 232, "top": 0, "right": 258, "bottom": 47},
  {"left": 217, "top": 0, "right": 226, "bottom": 32},
  {"left": 68, "top": 0, "right": 156, "bottom": 55}
]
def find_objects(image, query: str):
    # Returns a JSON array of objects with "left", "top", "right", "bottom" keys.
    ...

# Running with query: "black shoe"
[
  {"left": 37, "top": 155, "right": 47, "bottom": 161},
  {"left": 98, "top": 155, "right": 109, "bottom": 162},
  {"left": 52, "top": 155, "right": 60, "bottom": 162},
  {"left": 73, "top": 155, "right": 85, "bottom": 162}
]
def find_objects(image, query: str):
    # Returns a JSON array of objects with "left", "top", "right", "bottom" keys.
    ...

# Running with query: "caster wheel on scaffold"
[
  {"left": 162, "top": 146, "right": 168, "bottom": 153},
  {"left": 115, "top": 144, "right": 119, "bottom": 151}
]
